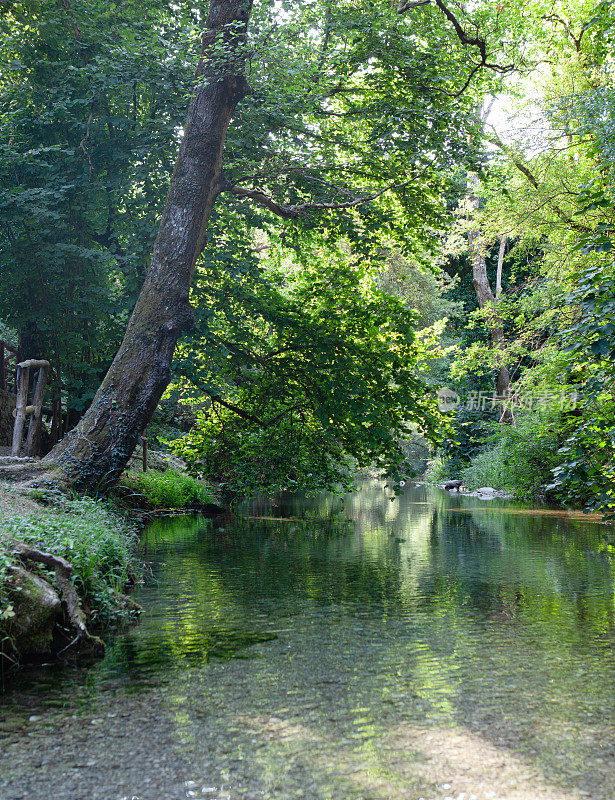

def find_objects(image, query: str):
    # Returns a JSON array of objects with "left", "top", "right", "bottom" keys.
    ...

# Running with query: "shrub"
[
  {"left": 119, "top": 469, "right": 216, "bottom": 509},
  {"left": 461, "top": 440, "right": 510, "bottom": 491},
  {"left": 424, "top": 456, "right": 448, "bottom": 483},
  {"left": 461, "top": 412, "right": 563, "bottom": 501},
  {"left": 172, "top": 408, "right": 355, "bottom": 497}
]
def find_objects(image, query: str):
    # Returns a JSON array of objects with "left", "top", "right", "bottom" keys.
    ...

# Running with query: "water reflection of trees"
[
  {"left": 100, "top": 485, "right": 615, "bottom": 797},
  {"left": 131, "top": 485, "right": 615, "bottom": 681}
]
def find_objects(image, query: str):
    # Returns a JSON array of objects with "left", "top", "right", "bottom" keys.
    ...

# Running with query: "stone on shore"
[{"left": 3, "top": 566, "right": 61, "bottom": 655}]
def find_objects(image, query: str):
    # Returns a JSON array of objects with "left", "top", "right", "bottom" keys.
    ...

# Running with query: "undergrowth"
[
  {"left": 460, "top": 413, "right": 563, "bottom": 501},
  {"left": 0, "top": 497, "right": 139, "bottom": 627},
  {"left": 461, "top": 440, "right": 511, "bottom": 492},
  {"left": 119, "top": 469, "right": 216, "bottom": 509}
]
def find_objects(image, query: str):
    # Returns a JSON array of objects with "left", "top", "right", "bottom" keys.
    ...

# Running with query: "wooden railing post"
[
  {"left": 25, "top": 362, "right": 50, "bottom": 457},
  {"left": 11, "top": 359, "right": 50, "bottom": 457},
  {"left": 11, "top": 363, "right": 30, "bottom": 456}
]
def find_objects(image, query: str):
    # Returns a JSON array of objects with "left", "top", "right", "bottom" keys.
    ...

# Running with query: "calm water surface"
[{"left": 1, "top": 483, "right": 614, "bottom": 800}]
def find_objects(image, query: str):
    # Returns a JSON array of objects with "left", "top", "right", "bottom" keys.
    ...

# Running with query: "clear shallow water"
[{"left": 1, "top": 483, "right": 615, "bottom": 800}]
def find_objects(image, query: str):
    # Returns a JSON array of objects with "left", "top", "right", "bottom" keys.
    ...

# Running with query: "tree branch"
[
  {"left": 398, "top": 0, "right": 515, "bottom": 95},
  {"left": 487, "top": 131, "right": 593, "bottom": 234},
  {"left": 397, "top": 0, "right": 430, "bottom": 10},
  {"left": 221, "top": 180, "right": 407, "bottom": 219},
  {"left": 210, "top": 394, "right": 302, "bottom": 428}
]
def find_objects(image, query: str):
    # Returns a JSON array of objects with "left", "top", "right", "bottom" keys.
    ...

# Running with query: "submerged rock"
[
  {"left": 442, "top": 479, "right": 464, "bottom": 491},
  {"left": 3, "top": 566, "right": 61, "bottom": 655},
  {"left": 465, "top": 488, "right": 514, "bottom": 500}
]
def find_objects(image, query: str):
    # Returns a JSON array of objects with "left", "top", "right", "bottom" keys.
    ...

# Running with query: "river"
[{"left": 1, "top": 482, "right": 614, "bottom": 800}]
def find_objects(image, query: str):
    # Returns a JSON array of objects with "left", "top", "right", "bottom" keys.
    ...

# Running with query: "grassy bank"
[
  {"left": 0, "top": 466, "right": 220, "bottom": 669},
  {"left": 117, "top": 468, "right": 217, "bottom": 510},
  {"left": 0, "top": 484, "right": 140, "bottom": 667}
]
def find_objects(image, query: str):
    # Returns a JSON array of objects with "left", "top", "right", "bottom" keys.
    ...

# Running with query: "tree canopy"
[{"left": 0, "top": 0, "right": 613, "bottom": 510}]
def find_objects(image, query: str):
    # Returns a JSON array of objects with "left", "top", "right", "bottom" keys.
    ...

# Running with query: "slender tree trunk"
[
  {"left": 37, "top": 0, "right": 253, "bottom": 490},
  {"left": 467, "top": 181, "right": 511, "bottom": 412},
  {"left": 496, "top": 234, "right": 507, "bottom": 299}
]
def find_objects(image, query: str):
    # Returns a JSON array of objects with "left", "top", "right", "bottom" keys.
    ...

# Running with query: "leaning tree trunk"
[{"left": 35, "top": 0, "right": 253, "bottom": 490}]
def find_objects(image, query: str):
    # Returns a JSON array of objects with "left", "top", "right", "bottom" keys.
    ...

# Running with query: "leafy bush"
[
  {"left": 461, "top": 440, "right": 510, "bottom": 491},
  {"left": 461, "top": 412, "right": 563, "bottom": 501},
  {"left": 119, "top": 469, "right": 216, "bottom": 509},
  {"left": 0, "top": 497, "right": 139, "bottom": 626},
  {"left": 500, "top": 414, "right": 564, "bottom": 501},
  {"left": 172, "top": 408, "right": 355, "bottom": 497},
  {"left": 424, "top": 456, "right": 448, "bottom": 483}
]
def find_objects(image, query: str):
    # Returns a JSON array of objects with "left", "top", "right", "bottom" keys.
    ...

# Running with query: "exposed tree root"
[
  {"left": 11, "top": 543, "right": 105, "bottom": 658},
  {"left": 0, "top": 458, "right": 66, "bottom": 486}
]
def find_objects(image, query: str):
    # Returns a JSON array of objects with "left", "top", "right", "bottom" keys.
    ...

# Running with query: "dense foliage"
[
  {"left": 1, "top": 0, "right": 613, "bottom": 511},
  {"left": 170, "top": 238, "right": 442, "bottom": 494},
  {"left": 0, "top": 0, "right": 191, "bottom": 415},
  {"left": 119, "top": 469, "right": 216, "bottom": 509},
  {"left": 430, "top": 0, "right": 615, "bottom": 513}
]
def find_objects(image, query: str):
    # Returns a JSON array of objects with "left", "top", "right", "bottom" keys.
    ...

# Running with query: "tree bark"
[
  {"left": 467, "top": 180, "right": 511, "bottom": 411},
  {"left": 32, "top": 0, "right": 253, "bottom": 490},
  {"left": 496, "top": 234, "right": 507, "bottom": 299}
]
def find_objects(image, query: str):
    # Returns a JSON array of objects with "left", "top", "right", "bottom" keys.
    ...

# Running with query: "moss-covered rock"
[{"left": 3, "top": 566, "right": 61, "bottom": 655}]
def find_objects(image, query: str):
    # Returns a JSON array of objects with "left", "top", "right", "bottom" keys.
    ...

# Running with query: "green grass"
[
  {"left": 461, "top": 440, "right": 511, "bottom": 492},
  {"left": 424, "top": 455, "right": 448, "bottom": 483},
  {"left": 119, "top": 469, "right": 216, "bottom": 509},
  {"left": 0, "top": 496, "right": 139, "bottom": 628}
]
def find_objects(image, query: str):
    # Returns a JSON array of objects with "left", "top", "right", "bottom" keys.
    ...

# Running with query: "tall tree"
[
  {"left": 26, "top": 0, "right": 255, "bottom": 489},
  {"left": 7, "top": 0, "right": 501, "bottom": 489},
  {"left": 467, "top": 173, "right": 511, "bottom": 404}
]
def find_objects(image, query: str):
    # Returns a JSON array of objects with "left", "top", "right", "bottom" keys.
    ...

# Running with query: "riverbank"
[
  {"left": 0, "top": 484, "right": 142, "bottom": 669},
  {"left": 431, "top": 479, "right": 613, "bottom": 521},
  {"left": 0, "top": 466, "right": 221, "bottom": 671}
]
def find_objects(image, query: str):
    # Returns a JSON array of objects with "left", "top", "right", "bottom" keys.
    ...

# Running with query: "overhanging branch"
[
  {"left": 210, "top": 394, "right": 302, "bottom": 428},
  {"left": 398, "top": 0, "right": 515, "bottom": 96},
  {"left": 487, "top": 130, "right": 593, "bottom": 234},
  {"left": 221, "top": 180, "right": 408, "bottom": 219}
]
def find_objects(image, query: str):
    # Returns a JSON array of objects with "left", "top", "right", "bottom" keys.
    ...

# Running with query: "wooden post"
[
  {"left": 25, "top": 361, "right": 50, "bottom": 457},
  {"left": 141, "top": 434, "right": 148, "bottom": 472},
  {"left": 11, "top": 364, "right": 30, "bottom": 456}
]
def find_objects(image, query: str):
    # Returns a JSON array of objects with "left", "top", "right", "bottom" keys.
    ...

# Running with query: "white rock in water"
[{"left": 477, "top": 487, "right": 496, "bottom": 494}]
